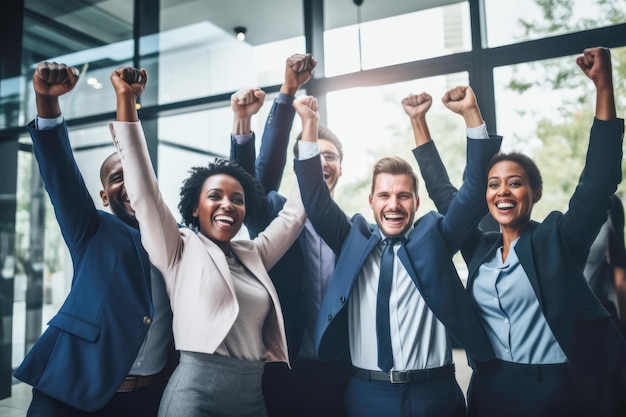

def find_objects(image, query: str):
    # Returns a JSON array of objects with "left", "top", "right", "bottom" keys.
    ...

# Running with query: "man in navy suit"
[
  {"left": 293, "top": 87, "right": 501, "bottom": 417},
  {"left": 230, "top": 54, "right": 351, "bottom": 417},
  {"left": 14, "top": 62, "right": 175, "bottom": 416}
]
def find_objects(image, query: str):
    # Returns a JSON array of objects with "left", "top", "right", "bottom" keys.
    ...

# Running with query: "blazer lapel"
[{"left": 196, "top": 232, "right": 235, "bottom": 293}]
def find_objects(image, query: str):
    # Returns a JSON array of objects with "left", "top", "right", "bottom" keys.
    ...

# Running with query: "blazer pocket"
[
  {"left": 48, "top": 312, "right": 102, "bottom": 342},
  {"left": 580, "top": 304, "right": 611, "bottom": 321}
]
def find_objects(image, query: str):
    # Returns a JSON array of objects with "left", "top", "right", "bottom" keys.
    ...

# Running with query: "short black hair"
[
  {"left": 178, "top": 158, "right": 269, "bottom": 228},
  {"left": 487, "top": 152, "right": 543, "bottom": 196}
]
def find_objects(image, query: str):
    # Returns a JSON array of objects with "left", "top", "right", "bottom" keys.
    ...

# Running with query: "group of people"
[{"left": 12, "top": 46, "right": 626, "bottom": 417}]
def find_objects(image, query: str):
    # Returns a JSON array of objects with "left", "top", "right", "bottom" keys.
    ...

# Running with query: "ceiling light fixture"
[{"left": 234, "top": 26, "right": 247, "bottom": 42}]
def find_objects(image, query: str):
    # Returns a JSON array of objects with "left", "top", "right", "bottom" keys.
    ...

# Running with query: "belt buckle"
[{"left": 389, "top": 370, "right": 409, "bottom": 384}]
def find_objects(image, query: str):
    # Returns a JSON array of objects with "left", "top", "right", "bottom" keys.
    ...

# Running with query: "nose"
[
  {"left": 221, "top": 197, "right": 234, "bottom": 210},
  {"left": 388, "top": 195, "right": 400, "bottom": 209}
]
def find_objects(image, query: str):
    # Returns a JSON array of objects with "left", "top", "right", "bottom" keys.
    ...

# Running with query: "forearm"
[
  {"left": 595, "top": 79, "right": 616, "bottom": 121},
  {"left": 614, "top": 267, "right": 626, "bottom": 323},
  {"left": 109, "top": 121, "right": 180, "bottom": 270},
  {"left": 116, "top": 93, "right": 138, "bottom": 122},
  {"left": 35, "top": 93, "right": 61, "bottom": 118},
  {"left": 410, "top": 115, "right": 432, "bottom": 147}
]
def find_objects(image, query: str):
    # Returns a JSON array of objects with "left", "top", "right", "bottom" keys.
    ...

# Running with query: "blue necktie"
[{"left": 376, "top": 237, "right": 402, "bottom": 373}]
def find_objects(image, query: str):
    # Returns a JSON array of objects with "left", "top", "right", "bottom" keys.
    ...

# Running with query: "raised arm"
[
  {"left": 576, "top": 47, "right": 616, "bottom": 122},
  {"left": 229, "top": 87, "right": 266, "bottom": 176},
  {"left": 293, "top": 95, "right": 351, "bottom": 254},
  {"left": 255, "top": 53, "right": 317, "bottom": 192},
  {"left": 28, "top": 62, "right": 104, "bottom": 253},
  {"left": 403, "top": 92, "right": 457, "bottom": 214},
  {"left": 437, "top": 86, "right": 501, "bottom": 251},
  {"left": 563, "top": 47, "right": 624, "bottom": 261},
  {"left": 108, "top": 67, "right": 182, "bottom": 272}
]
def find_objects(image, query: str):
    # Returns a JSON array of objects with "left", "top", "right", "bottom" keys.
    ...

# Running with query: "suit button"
[
  {"left": 327, "top": 314, "right": 332, "bottom": 321},
  {"left": 143, "top": 316, "right": 152, "bottom": 325},
  {"left": 340, "top": 296, "right": 346, "bottom": 304}
]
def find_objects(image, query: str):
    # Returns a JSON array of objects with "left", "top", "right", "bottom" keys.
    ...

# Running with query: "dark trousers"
[
  {"left": 467, "top": 359, "right": 598, "bottom": 417},
  {"left": 262, "top": 358, "right": 351, "bottom": 417},
  {"left": 343, "top": 373, "right": 465, "bottom": 417},
  {"left": 25, "top": 361, "right": 174, "bottom": 417}
]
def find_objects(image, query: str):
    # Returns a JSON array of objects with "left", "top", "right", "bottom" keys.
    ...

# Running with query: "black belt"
[
  {"left": 352, "top": 363, "right": 455, "bottom": 384},
  {"left": 117, "top": 375, "right": 153, "bottom": 392}
]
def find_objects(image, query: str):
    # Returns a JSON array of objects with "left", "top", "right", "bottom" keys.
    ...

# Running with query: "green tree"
[{"left": 506, "top": 0, "right": 626, "bottom": 219}]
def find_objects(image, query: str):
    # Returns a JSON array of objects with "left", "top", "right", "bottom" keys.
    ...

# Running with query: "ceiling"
[{"left": 23, "top": 0, "right": 460, "bottom": 64}]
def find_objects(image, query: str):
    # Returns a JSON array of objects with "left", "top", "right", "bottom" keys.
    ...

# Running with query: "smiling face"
[
  {"left": 318, "top": 138, "right": 342, "bottom": 198},
  {"left": 369, "top": 172, "right": 419, "bottom": 238},
  {"left": 194, "top": 174, "right": 246, "bottom": 253},
  {"left": 486, "top": 160, "right": 540, "bottom": 236},
  {"left": 99, "top": 153, "right": 138, "bottom": 229}
]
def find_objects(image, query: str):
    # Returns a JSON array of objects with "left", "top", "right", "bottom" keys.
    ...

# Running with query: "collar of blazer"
[{"left": 194, "top": 230, "right": 279, "bottom": 301}]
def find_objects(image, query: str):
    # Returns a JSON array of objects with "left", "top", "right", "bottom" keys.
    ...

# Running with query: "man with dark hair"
[{"left": 14, "top": 61, "right": 175, "bottom": 417}]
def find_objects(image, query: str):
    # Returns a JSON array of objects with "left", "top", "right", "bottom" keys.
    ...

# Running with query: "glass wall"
[{"left": 0, "top": 0, "right": 625, "bottom": 401}]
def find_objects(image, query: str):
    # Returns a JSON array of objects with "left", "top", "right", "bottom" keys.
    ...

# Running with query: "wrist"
[
  {"left": 232, "top": 117, "right": 252, "bottom": 135},
  {"left": 280, "top": 82, "right": 298, "bottom": 96},
  {"left": 462, "top": 108, "right": 484, "bottom": 128}
]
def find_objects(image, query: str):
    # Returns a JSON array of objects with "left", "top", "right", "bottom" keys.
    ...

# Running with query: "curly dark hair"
[{"left": 178, "top": 158, "right": 269, "bottom": 229}]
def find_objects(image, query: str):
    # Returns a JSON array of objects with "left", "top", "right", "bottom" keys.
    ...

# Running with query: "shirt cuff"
[
  {"left": 467, "top": 123, "right": 489, "bottom": 139},
  {"left": 36, "top": 114, "right": 64, "bottom": 130},
  {"left": 297, "top": 141, "right": 320, "bottom": 160},
  {"left": 233, "top": 132, "right": 254, "bottom": 145}
]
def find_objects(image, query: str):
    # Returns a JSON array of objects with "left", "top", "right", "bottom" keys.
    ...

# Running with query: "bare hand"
[
  {"left": 441, "top": 86, "right": 478, "bottom": 114},
  {"left": 110, "top": 67, "right": 147, "bottom": 99},
  {"left": 576, "top": 47, "right": 612, "bottom": 87},
  {"left": 282, "top": 53, "right": 317, "bottom": 94},
  {"left": 231, "top": 88, "right": 266, "bottom": 119},
  {"left": 33, "top": 62, "right": 79, "bottom": 97},
  {"left": 293, "top": 95, "right": 319, "bottom": 123},
  {"left": 402, "top": 92, "right": 432, "bottom": 119}
]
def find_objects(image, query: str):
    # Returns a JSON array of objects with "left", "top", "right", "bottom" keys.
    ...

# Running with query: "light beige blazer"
[{"left": 108, "top": 121, "right": 306, "bottom": 364}]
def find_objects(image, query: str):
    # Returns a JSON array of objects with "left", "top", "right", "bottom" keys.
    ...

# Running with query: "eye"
[
  {"left": 233, "top": 197, "right": 244, "bottom": 204},
  {"left": 488, "top": 182, "right": 498, "bottom": 188},
  {"left": 509, "top": 180, "right": 522, "bottom": 188},
  {"left": 208, "top": 193, "right": 221, "bottom": 200}
]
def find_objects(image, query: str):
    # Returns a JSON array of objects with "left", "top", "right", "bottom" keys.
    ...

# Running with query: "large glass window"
[
  {"left": 493, "top": 46, "right": 626, "bottom": 220},
  {"left": 324, "top": 0, "right": 470, "bottom": 77},
  {"left": 484, "top": 0, "right": 626, "bottom": 48}
]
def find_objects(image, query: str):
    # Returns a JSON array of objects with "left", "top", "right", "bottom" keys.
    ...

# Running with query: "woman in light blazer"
[{"left": 108, "top": 67, "right": 313, "bottom": 417}]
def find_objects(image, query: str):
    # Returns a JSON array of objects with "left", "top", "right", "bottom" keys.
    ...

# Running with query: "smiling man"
[{"left": 293, "top": 87, "right": 502, "bottom": 417}]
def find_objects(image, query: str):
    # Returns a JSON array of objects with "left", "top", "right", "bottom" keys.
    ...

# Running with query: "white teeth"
[
  {"left": 215, "top": 215, "right": 234, "bottom": 224},
  {"left": 497, "top": 202, "right": 514, "bottom": 209}
]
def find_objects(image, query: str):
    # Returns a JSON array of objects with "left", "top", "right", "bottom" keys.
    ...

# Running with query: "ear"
[
  {"left": 368, "top": 193, "right": 374, "bottom": 209},
  {"left": 192, "top": 208, "right": 198, "bottom": 217},
  {"left": 415, "top": 196, "right": 420, "bottom": 212},
  {"left": 100, "top": 190, "right": 109, "bottom": 207},
  {"left": 338, "top": 165, "right": 343, "bottom": 178}
]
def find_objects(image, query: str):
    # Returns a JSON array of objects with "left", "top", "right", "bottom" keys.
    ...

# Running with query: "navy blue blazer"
[
  {"left": 294, "top": 136, "right": 502, "bottom": 365},
  {"left": 415, "top": 118, "right": 626, "bottom": 376},
  {"left": 14, "top": 122, "right": 158, "bottom": 411},
  {"left": 231, "top": 97, "right": 311, "bottom": 358}
]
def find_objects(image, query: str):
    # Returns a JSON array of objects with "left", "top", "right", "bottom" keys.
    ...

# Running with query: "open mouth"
[
  {"left": 383, "top": 213, "right": 405, "bottom": 225},
  {"left": 495, "top": 201, "right": 515, "bottom": 210},
  {"left": 214, "top": 214, "right": 235, "bottom": 225}
]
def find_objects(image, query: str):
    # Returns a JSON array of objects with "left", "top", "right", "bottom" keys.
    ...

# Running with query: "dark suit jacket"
[
  {"left": 231, "top": 97, "right": 311, "bottom": 358},
  {"left": 14, "top": 122, "right": 158, "bottom": 411},
  {"left": 294, "top": 136, "right": 502, "bottom": 365},
  {"left": 414, "top": 118, "right": 626, "bottom": 375}
]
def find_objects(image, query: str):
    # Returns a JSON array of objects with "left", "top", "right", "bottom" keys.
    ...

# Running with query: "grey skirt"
[{"left": 158, "top": 351, "right": 267, "bottom": 417}]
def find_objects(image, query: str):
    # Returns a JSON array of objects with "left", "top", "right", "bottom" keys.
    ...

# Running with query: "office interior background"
[{"left": 0, "top": 0, "right": 625, "bottom": 401}]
